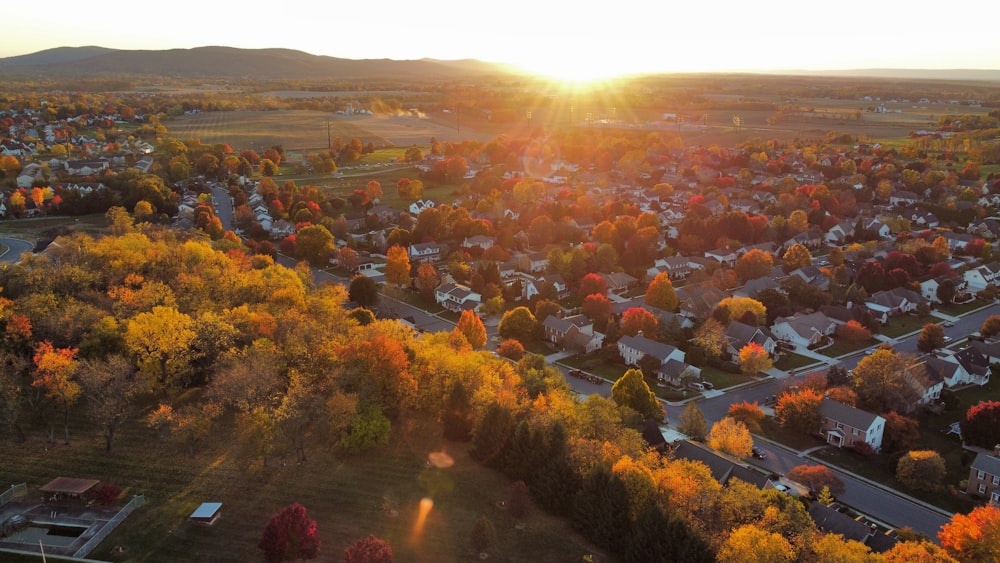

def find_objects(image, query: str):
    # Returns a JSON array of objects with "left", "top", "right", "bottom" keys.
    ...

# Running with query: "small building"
[
  {"left": 966, "top": 450, "right": 1000, "bottom": 504},
  {"left": 40, "top": 476, "right": 100, "bottom": 501},
  {"left": 190, "top": 502, "right": 223, "bottom": 526}
]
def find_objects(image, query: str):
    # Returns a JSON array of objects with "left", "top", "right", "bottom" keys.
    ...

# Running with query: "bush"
[{"left": 93, "top": 483, "right": 122, "bottom": 507}]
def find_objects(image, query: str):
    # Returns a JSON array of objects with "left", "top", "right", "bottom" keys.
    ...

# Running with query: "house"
[
  {"left": 818, "top": 399, "right": 885, "bottom": 452},
  {"left": 825, "top": 220, "right": 855, "bottom": 244},
  {"left": 734, "top": 276, "right": 782, "bottom": 299},
  {"left": 519, "top": 251, "right": 549, "bottom": 274},
  {"left": 966, "top": 450, "right": 1000, "bottom": 504},
  {"left": 889, "top": 190, "right": 920, "bottom": 206},
  {"left": 434, "top": 283, "right": 481, "bottom": 312},
  {"left": 409, "top": 242, "right": 444, "bottom": 262},
  {"left": 648, "top": 256, "right": 694, "bottom": 280},
  {"left": 657, "top": 358, "right": 702, "bottom": 387},
  {"left": 964, "top": 262, "right": 1000, "bottom": 291},
  {"left": 705, "top": 248, "right": 738, "bottom": 266},
  {"left": 617, "top": 334, "right": 685, "bottom": 367},
  {"left": 903, "top": 362, "right": 944, "bottom": 410},
  {"left": 461, "top": 235, "right": 495, "bottom": 250},
  {"left": 599, "top": 271, "right": 638, "bottom": 293},
  {"left": 949, "top": 346, "right": 993, "bottom": 387},
  {"left": 270, "top": 219, "right": 296, "bottom": 239},
  {"left": 770, "top": 312, "right": 837, "bottom": 348},
  {"left": 64, "top": 159, "right": 109, "bottom": 175},
  {"left": 16, "top": 162, "right": 42, "bottom": 188},
  {"left": 677, "top": 284, "right": 729, "bottom": 321},
  {"left": 724, "top": 321, "right": 777, "bottom": 360},
  {"left": 865, "top": 287, "right": 924, "bottom": 321},
  {"left": 408, "top": 199, "right": 435, "bottom": 215},
  {"left": 670, "top": 441, "right": 772, "bottom": 489},
  {"left": 940, "top": 232, "right": 976, "bottom": 253},
  {"left": 808, "top": 503, "right": 876, "bottom": 544},
  {"left": 542, "top": 314, "right": 591, "bottom": 345}
]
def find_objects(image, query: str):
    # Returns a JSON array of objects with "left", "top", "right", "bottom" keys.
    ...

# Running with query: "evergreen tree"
[
  {"left": 572, "top": 465, "right": 631, "bottom": 553},
  {"left": 441, "top": 381, "right": 472, "bottom": 442},
  {"left": 470, "top": 403, "right": 516, "bottom": 468}
]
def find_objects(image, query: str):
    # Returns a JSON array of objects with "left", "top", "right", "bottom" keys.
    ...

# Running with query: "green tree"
[
  {"left": 644, "top": 272, "right": 679, "bottom": 311},
  {"left": 498, "top": 306, "right": 538, "bottom": 342},
  {"left": 611, "top": 368, "right": 662, "bottom": 420},
  {"left": 678, "top": 401, "right": 708, "bottom": 441},
  {"left": 348, "top": 275, "right": 379, "bottom": 308},
  {"left": 295, "top": 224, "right": 334, "bottom": 266},
  {"left": 341, "top": 406, "right": 391, "bottom": 452},
  {"left": 896, "top": 450, "right": 946, "bottom": 492}
]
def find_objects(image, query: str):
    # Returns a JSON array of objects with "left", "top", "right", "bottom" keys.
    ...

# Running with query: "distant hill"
[{"left": 0, "top": 46, "right": 517, "bottom": 80}]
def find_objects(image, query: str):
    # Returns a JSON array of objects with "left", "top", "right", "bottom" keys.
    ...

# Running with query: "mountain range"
[
  {"left": 0, "top": 46, "right": 517, "bottom": 80},
  {"left": 1, "top": 46, "right": 998, "bottom": 82}
]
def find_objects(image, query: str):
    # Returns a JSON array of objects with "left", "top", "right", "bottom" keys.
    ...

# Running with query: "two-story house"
[
  {"left": 818, "top": 399, "right": 885, "bottom": 452},
  {"left": 967, "top": 450, "right": 1000, "bottom": 504},
  {"left": 434, "top": 283, "right": 481, "bottom": 313},
  {"left": 409, "top": 242, "right": 445, "bottom": 263},
  {"left": 964, "top": 262, "right": 1000, "bottom": 292}
]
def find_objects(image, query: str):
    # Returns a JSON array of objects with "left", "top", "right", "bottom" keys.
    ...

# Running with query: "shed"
[
  {"left": 40, "top": 477, "right": 100, "bottom": 499},
  {"left": 190, "top": 502, "right": 223, "bottom": 526}
]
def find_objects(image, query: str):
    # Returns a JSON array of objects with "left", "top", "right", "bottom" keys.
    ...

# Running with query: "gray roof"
[
  {"left": 819, "top": 398, "right": 882, "bottom": 431},
  {"left": 971, "top": 452, "right": 1000, "bottom": 477},
  {"left": 808, "top": 503, "right": 874, "bottom": 542},
  {"left": 618, "top": 334, "right": 678, "bottom": 362}
]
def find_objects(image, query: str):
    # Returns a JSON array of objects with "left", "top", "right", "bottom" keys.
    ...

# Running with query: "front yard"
[
  {"left": 881, "top": 314, "right": 933, "bottom": 338},
  {"left": 774, "top": 352, "right": 820, "bottom": 371},
  {"left": 821, "top": 338, "right": 879, "bottom": 358}
]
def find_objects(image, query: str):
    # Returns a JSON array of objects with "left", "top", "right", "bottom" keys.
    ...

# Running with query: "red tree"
[
  {"left": 581, "top": 294, "right": 613, "bottom": 330},
  {"left": 344, "top": 535, "right": 393, "bottom": 563},
  {"left": 620, "top": 307, "right": 658, "bottom": 337},
  {"left": 787, "top": 465, "right": 845, "bottom": 495},
  {"left": 578, "top": 273, "right": 608, "bottom": 298},
  {"left": 259, "top": 503, "right": 320, "bottom": 563},
  {"left": 496, "top": 339, "right": 525, "bottom": 361}
]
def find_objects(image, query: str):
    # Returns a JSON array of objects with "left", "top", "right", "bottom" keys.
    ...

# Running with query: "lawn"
[
  {"left": 821, "top": 338, "right": 879, "bottom": 358},
  {"left": 882, "top": 315, "right": 933, "bottom": 338},
  {"left": 774, "top": 352, "right": 820, "bottom": 371},
  {"left": 0, "top": 404, "right": 604, "bottom": 562},
  {"left": 699, "top": 366, "right": 756, "bottom": 390},
  {"left": 0, "top": 214, "right": 111, "bottom": 242},
  {"left": 938, "top": 298, "right": 989, "bottom": 316},
  {"left": 757, "top": 417, "right": 827, "bottom": 452}
]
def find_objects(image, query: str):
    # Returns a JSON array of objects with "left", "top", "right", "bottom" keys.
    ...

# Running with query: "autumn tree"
[
  {"left": 620, "top": 307, "right": 658, "bottom": 337},
  {"left": 739, "top": 342, "right": 773, "bottom": 375},
  {"left": 882, "top": 411, "right": 921, "bottom": 453},
  {"left": 612, "top": 368, "right": 662, "bottom": 420},
  {"left": 578, "top": 272, "right": 607, "bottom": 298},
  {"left": 787, "top": 210, "right": 809, "bottom": 234},
  {"left": 338, "top": 333, "right": 416, "bottom": 416},
  {"left": 384, "top": 245, "right": 410, "bottom": 287},
  {"left": 896, "top": 450, "right": 946, "bottom": 492},
  {"left": 453, "top": 309, "right": 487, "bottom": 349},
  {"left": 851, "top": 348, "right": 919, "bottom": 413},
  {"left": 125, "top": 306, "right": 197, "bottom": 393},
  {"left": 836, "top": 320, "right": 872, "bottom": 344},
  {"left": 295, "top": 224, "right": 334, "bottom": 266},
  {"left": 717, "top": 524, "right": 796, "bottom": 563},
  {"left": 496, "top": 339, "right": 524, "bottom": 361},
  {"left": 707, "top": 416, "right": 753, "bottom": 458},
  {"left": 775, "top": 388, "right": 823, "bottom": 435},
  {"left": 787, "top": 464, "right": 845, "bottom": 495},
  {"left": 678, "top": 401, "right": 707, "bottom": 440},
  {"left": 938, "top": 504, "right": 1000, "bottom": 562},
  {"left": 644, "top": 272, "right": 679, "bottom": 311},
  {"left": 348, "top": 274, "right": 378, "bottom": 308},
  {"left": 980, "top": 315, "right": 1000, "bottom": 339},
  {"left": 259, "top": 503, "right": 321, "bottom": 563},
  {"left": 917, "top": 323, "right": 946, "bottom": 353},
  {"left": 32, "top": 341, "right": 80, "bottom": 444},
  {"left": 714, "top": 296, "right": 767, "bottom": 326},
  {"left": 77, "top": 355, "right": 141, "bottom": 453},
  {"left": 884, "top": 539, "right": 958, "bottom": 563},
  {"left": 728, "top": 401, "right": 765, "bottom": 433},
  {"left": 959, "top": 400, "right": 1000, "bottom": 449},
  {"left": 734, "top": 248, "right": 774, "bottom": 282},
  {"left": 782, "top": 243, "right": 813, "bottom": 273},
  {"left": 344, "top": 535, "right": 393, "bottom": 563},
  {"left": 581, "top": 293, "right": 613, "bottom": 331},
  {"left": 498, "top": 306, "right": 538, "bottom": 342}
]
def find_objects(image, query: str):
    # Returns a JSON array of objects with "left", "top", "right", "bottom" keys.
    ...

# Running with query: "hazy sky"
[{"left": 4, "top": 0, "right": 999, "bottom": 81}]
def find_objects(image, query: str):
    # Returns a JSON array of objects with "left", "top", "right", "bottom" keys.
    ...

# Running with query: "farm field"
[{"left": 0, "top": 401, "right": 605, "bottom": 563}]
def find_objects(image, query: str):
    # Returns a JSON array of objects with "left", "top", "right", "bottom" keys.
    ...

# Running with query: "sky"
[{"left": 3, "top": 0, "right": 999, "bottom": 82}]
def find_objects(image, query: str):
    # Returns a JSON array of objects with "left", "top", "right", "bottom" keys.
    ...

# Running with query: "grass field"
[
  {"left": 0, "top": 401, "right": 604, "bottom": 563},
  {"left": 0, "top": 214, "right": 110, "bottom": 243}
]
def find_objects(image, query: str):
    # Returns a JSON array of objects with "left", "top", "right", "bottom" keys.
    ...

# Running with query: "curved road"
[{"left": 0, "top": 237, "right": 34, "bottom": 264}]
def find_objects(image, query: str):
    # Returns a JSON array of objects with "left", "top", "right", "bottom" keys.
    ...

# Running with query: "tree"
[
  {"left": 939, "top": 504, "right": 1000, "bottom": 561},
  {"left": 470, "top": 515, "right": 497, "bottom": 554},
  {"left": 787, "top": 464, "right": 845, "bottom": 495},
  {"left": 782, "top": 243, "right": 813, "bottom": 273},
  {"left": 707, "top": 417, "right": 753, "bottom": 458},
  {"left": 508, "top": 480, "right": 532, "bottom": 520},
  {"left": 612, "top": 368, "right": 662, "bottom": 420},
  {"left": 936, "top": 278, "right": 957, "bottom": 305},
  {"left": 31, "top": 341, "right": 80, "bottom": 444},
  {"left": 77, "top": 355, "right": 141, "bottom": 453},
  {"left": 496, "top": 339, "right": 524, "bottom": 361},
  {"left": 259, "top": 503, "right": 320, "bottom": 563},
  {"left": 678, "top": 402, "right": 707, "bottom": 440},
  {"left": 341, "top": 406, "right": 391, "bottom": 452},
  {"left": 384, "top": 245, "right": 410, "bottom": 287},
  {"left": 883, "top": 411, "right": 921, "bottom": 453},
  {"left": 692, "top": 318, "right": 727, "bottom": 357},
  {"left": 884, "top": 540, "right": 958, "bottom": 563},
  {"left": 917, "top": 323, "right": 946, "bottom": 353},
  {"left": 453, "top": 310, "right": 487, "bottom": 349},
  {"left": 714, "top": 296, "right": 767, "bottom": 326},
  {"left": 851, "top": 348, "right": 919, "bottom": 413},
  {"left": 727, "top": 401, "right": 765, "bottom": 433},
  {"left": 896, "top": 450, "right": 946, "bottom": 492},
  {"left": 295, "top": 225, "right": 334, "bottom": 266},
  {"left": 260, "top": 158, "right": 278, "bottom": 177},
  {"left": 787, "top": 210, "right": 809, "bottom": 234},
  {"left": 837, "top": 320, "right": 872, "bottom": 344},
  {"left": 581, "top": 293, "right": 613, "bottom": 331},
  {"left": 644, "top": 272, "right": 679, "bottom": 311},
  {"left": 738, "top": 343, "right": 773, "bottom": 375},
  {"left": 125, "top": 306, "right": 197, "bottom": 392},
  {"left": 775, "top": 388, "right": 823, "bottom": 434},
  {"left": 348, "top": 274, "right": 379, "bottom": 308},
  {"left": 498, "top": 306, "right": 538, "bottom": 342},
  {"left": 735, "top": 248, "right": 774, "bottom": 282},
  {"left": 415, "top": 262, "right": 439, "bottom": 302},
  {"left": 979, "top": 315, "right": 1000, "bottom": 339},
  {"left": 578, "top": 273, "right": 607, "bottom": 298},
  {"left": 344, "top": 535, "right": 393, "bottom": 563},
  {"left": 960, "top": 400, "right": 1000, "bottom": 449},
  {"left": 620, "top": 307, "right": 658, "bottom": 338},
  {"left": 717, "top": 525, "right": 795, "bottom": 563}
]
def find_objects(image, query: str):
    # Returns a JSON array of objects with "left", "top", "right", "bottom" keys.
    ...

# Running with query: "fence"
[
  {"left": 72, "top": 494, "right": 145, "bottom": 559},
  {"left": 0, "top": 483, "right": 27, "bottom": 506}
]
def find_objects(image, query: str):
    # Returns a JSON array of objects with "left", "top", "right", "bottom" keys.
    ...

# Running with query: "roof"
[
  {"left": 819, "top": 398, "right": 883, "bottom": 431},
  {"left": 671, "top": 441, "right": 736, "bottom": 483},
  {"left": 190, "top": 502, "right": 223, "bottom": 519},
  {"left": 808, "top": 503, "right": 874, "bottom": 542},
  {"left": 40, "top": 477, "right": 100, "bottom": 495},
  {"left": 617, "top": 334, "right": 678, "bottom": 362},
  {"left": 971, "top": 452, "right": 1000, "bottom": 476}
]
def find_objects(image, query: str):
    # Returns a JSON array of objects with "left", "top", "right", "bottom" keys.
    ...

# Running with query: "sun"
[{"left": 515, "top": 59, "right": 629, "bottom": 87}]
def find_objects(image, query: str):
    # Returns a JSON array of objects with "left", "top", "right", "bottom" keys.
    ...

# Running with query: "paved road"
[{"left": 0, "top": 237, "right": 34, "bottom": 264}]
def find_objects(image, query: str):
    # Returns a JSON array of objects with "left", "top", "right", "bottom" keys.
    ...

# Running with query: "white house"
[
  {"left": 964, "top": 262, "right": 1000, "bottom": 291},
  {"left": 409, "top": 242, "right": 444, "bottom": 262},
  {"left": 770, "top": 312, "right": 836, "bottom": 348},
  {"left": 617, "top": 334, "right": 685, "bottom": 366},
  {"left": 435, "top": 283, "right": 481, "bottom": 313}
]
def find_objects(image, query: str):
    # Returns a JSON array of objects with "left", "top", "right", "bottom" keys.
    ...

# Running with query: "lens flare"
[{"left": 411, "top": 497, "right": 434, "bottom": 541}]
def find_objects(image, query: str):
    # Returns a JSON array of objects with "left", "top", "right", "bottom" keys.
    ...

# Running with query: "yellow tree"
[
  {"left": 807, "top": 533, "right": 880, "bottom": 562},
  {"left": 453, "top": 309, "right": 487, "bottom": 349},
  {"left": 365, "top": 180, "right": 383, "bottom": 202},
  {"left": 125, "top": 305, "right": 198, "bottom": 393},
  {"left": 781, "top": 243, "right": 813, "bottom": 273},
  {"left": 735, "top": 248, "right": 774, "bottom": 282},
  {"left": 384, "top": 245, "right": 411, "bottom": 288},
  {"left": 644, "top": 272, "right": 678, "bottom": 311},
  {"left": 787, "top": 210, "right": 809, "bottom": 234},
  {"left": 32, "top": 341, "right": 81, "bottom": 444},
  {"left": 939, "top": 504, "right": 1000, "bottom": 561},
  {"left": 718, "top": 524, "right": 796, "bottom": 563},
  {"left": 739, "top": 343, "right": 773, "bottom": 375},
  {"left": 707, "top": 416, "right": 753, "bottom": 458},
  {"left": 716, "top": 296, "right": 767, "bottom": 326}
]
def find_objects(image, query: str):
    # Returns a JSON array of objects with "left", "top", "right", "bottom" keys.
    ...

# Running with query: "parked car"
[
  {"left": 752, "top": 446, "right": 767, "bottom": 459},
  {"left": 701, "top": 381, "right": 714, "bottom": 390},
  {"left": 689, "top": 382, "right": 706, "bottom": 391},
  {"left": 942, "top": 321, "right": 955, "bottom": 328}
]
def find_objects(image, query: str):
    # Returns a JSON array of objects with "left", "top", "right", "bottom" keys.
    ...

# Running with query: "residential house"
[
  {"left": 671, "top": 441, "right": 767, "bottom": 486},
  {"left": 677, "top": 284, "right": 729, "bottom": 321},
  {"left": 705, "top": 248, "right": 738, "bottom": 266},
  {"left": 522, "top": 274, "right": 570, "bottom": 301},
  {"left": 461, "top": 235, "right": 495, "bottom": 251},
  {"left": 787, "top": 265, "right": 830, "bottom": 291},
  {"left": 903, "top": 362, "right": 944, "bottom": 410},
  {"left": 409, "top": 242, "right": 445, "bottom": 262},
  {"left": 724, "top": 321, "right": 777, "bottom": 361},
  {"left": 734, "top": 276, "right": 782, "bottom": 299},
  {"left": 648, "top": 256, "right": 695, "bottom": 280},
  {"left": 889, "top": 190, "right": 920, "bottom": 206},
  {"left": 64, "top": 159, "right": 109, "bottom": 175},
  {"left": 408, "top": 199, "right": 435, "bottom": 215},
  {"left": 921, "top": 276, "right": 968, "bottom": 304},
  {"left": 617, "top": 334, "right": 686, "bottom": 367},
  {"left": 808, "top": 503, "right": 877, "bottom": 545},
  {"left": 968, "top": 219, "right": 1000, "bottom": 240},
  {"left": 782, "top": 229, "right": 823, "bottom": 251},
  {"left": 434, "top": 283, "right": 481, "bottom": 312},
  {"left": 770, "top": 312, "right": 837, "bottom": 348},
  {"left": 966, "top": 450, "right": 1000, "bottom": 504},
  {"left": 940, "top": 232, "right": 975, "bottom": 253},
  {"left": 964, "top": 262, "right": 1000, "bottom": 291},
  {"left": 16, "top": 162, "right": 42, "bottom": 188},
  {"left": 519, "top": 251, "right": 549, "bottom": 274},
  {"left": 542, "top": 314, "right": 604, "bottom": 353},
  {"left": 920, "top": 355, "right": 970, "bottom": 388},
  {"left": 818, "top": 398, "right": 885, "bottom": 452},
  {"left": 600, "top": 271, "right": 639, "bottom": 294},
  {"left": 270, "top": 219, "right": 296, "bottom": 239},
  {"left": 865, "top": 287, "right": 924, "bottom": 322},
  {"left": 658, "top": 358, "right": 702, "bottom": 387},
  {"left": 825, "top": 220, "right": 855, "bottom": 245},
  {"left": 949, "top": 346, "right": 993, "bottom": 387}
]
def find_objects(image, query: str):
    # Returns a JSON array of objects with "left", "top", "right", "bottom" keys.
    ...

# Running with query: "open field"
[
  {"left": 0, "top": 214, "right": 110, "bottom": 244},
  {"left": 164, "top": 111, "right": 494, "bottom": 152},
  {"left": 0, "top": 402, "right": 605, "bottom": 563}
]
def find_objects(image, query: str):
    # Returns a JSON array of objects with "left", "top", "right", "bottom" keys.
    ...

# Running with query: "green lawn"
[
  {"left": 0, "top": 406, "right": 604, "bottom": 563},
  {"left": 699, "top": 366, "right": 755, "bottom": 390},
  {"left": 882, "top": 315, "right": 933, "bottom": 338},
  {"left": 938, "top": 298, "right": 989, "bottom": 316},
  {"left": 821, "top": 338, "right": 879, "bottom": 358},
  {"left": 757, "top": 417, "right": 826, "bottom": 451},
  {"left": 774, "top": 352, "right": 819, "bottom": 371}
]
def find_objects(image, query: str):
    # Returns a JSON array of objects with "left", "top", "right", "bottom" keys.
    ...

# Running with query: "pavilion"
[{"left": 39, "top": 477, "right": 100, "bottom": 501}]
